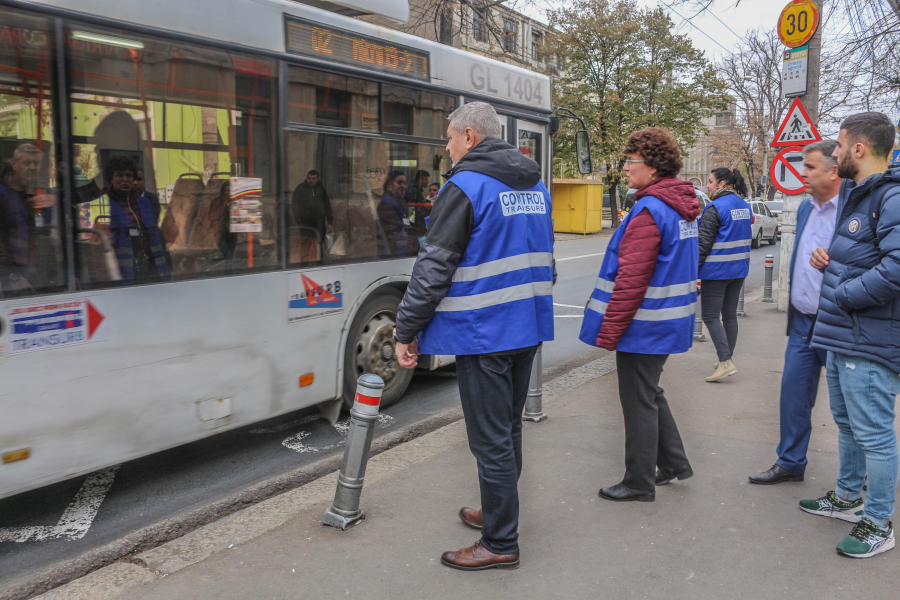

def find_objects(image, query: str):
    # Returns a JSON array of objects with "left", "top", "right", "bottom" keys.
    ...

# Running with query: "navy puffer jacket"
[{"left": 811, "top": 166, "right": 900, "bottom": 372}]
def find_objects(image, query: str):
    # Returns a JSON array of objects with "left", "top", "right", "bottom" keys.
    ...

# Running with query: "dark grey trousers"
[
  {"left": 701, "top": 277, "right": 744, "bottom": 362},
  {"left": 616, "top": 351, "right": 690, "bottom": 492},
  {"left": 456, "top": 347, "right": 536, "bottom": 555}
]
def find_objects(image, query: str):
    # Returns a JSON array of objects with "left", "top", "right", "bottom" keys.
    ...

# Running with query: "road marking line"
[
  {"left": 553, "top": 303, "right": 584, "bottom": 309},
  {"left": 0, "top": 466, "right": 119, "bottom": 543},
  {"left": 282, "top": 414, "right": 396, "bottom": 453},
  {"left": 555, "top": 252, "right": 605, "bottom": 262},
  {"left": 554, "top": 315, "right": 583, "bottom": 318}
]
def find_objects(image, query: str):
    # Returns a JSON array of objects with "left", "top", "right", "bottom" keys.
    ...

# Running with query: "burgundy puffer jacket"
[{"left": 596, "top": 177, "right": 700, "bottom": 350}]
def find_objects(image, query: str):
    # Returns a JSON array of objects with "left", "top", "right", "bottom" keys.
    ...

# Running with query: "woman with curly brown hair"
[{"left": 580, "top": 127, "right": 699, "bottom": 502}]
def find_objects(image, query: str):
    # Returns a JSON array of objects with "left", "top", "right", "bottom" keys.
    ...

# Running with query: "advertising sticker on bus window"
[
  {"left": 2, "top": 297, "right": 107, "bottom": 355},
  {"left": 230, "top": 177, "right": 264, "bottom": 233},
  {"left": 288, "top": 268, "right": 344, "bottom": 323}
]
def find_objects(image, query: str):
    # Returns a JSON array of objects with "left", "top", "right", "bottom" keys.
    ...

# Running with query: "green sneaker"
[
  {"left": 799, "top": 491, "right": 864, "bottom": 523},
  {"left": 836, "top": 518, "right": 895, "bottom": 558}
]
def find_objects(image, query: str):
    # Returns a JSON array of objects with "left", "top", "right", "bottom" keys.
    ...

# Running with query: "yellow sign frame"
[{"left": 778, "top": 0, "right": 819, "bottom": 48}]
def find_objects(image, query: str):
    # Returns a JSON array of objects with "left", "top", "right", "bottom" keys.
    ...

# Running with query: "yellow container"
[{"left": 551, "top": 179, "right": 604, "bottom": 234}]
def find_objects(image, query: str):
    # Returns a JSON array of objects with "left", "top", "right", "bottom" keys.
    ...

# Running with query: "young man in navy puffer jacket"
[{"left": 801, "top": 112, "right": 900, "bottom": 559}]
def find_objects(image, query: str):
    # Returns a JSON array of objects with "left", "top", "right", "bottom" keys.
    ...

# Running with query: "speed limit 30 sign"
[
  {"left": 771, "top": 146, "right": 806, "bottom": 195},
  {"left": 778, "top": 0, "right": 820, "bottom": 48}
]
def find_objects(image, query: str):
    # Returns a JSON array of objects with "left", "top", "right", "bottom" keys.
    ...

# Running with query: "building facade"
[
  {"left": 355, "top": 0, "right": 558, "bottom": 77},
  {"left": 681, "top": 104, "right": 736, "bottom": 191}
]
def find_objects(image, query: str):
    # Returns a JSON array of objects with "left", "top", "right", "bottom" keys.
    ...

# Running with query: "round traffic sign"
[
  {"left": 778, "top": 0, "right": 819, "bottom": 48},
  {"left": 770, "top": 146, "right": 806, "bottom": 195}
]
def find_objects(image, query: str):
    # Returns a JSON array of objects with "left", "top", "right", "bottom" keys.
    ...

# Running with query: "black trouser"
[
  {"left": 456, "top": 347, "right": 536, "bottom": 555},
  {"left": 616, "top": 351, "right": 690, "bottom": 493},
  {"left": 701, "top": 277, "right": 744, "bottom": 362}
]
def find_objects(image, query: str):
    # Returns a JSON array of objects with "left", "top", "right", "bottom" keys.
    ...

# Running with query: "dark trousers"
[
  {"left": 701, "top": 277, "right": 744, "bottom": 362},
  {"left": 456, "top": 347, "right": 536, "bottom": 555},
  {"left": 775, "top": 312, "right": 827, "bottom": 474},
  {"left": 616, "top": 351, "right": 690, "bottom": 492}
]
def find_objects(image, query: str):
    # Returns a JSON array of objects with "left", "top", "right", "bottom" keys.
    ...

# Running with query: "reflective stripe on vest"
[
  {"left": 417, "top": 171, "right": 554, "bottom": 356},
  {"left": 699, "top": 193, "right": 752, "bottom": 280},
  {"left": 579, "top": 194, "right": 698, "bottom": 355}
]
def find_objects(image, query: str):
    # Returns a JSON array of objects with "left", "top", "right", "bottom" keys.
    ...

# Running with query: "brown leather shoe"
[
  {"left": 459, "top": 507, "right": 483, "bottom": 530},
  {"left": 440, "top": 540, "right": 520, "bottom": 571}
]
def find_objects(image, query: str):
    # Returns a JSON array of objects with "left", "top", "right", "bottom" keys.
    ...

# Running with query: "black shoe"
[
  {"left": 598, "top": 482, "right": 655, "bottom": 502},
  {"left": 655, "top": 466, "right": 694, "bottom": 486},
  {"left": 748, "top": 464, "right": 804, "bottom": 485}
]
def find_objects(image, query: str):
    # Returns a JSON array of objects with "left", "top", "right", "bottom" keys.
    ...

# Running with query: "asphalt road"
[{"left": 0, "top": 232, "right": 781, "bottom": 590}]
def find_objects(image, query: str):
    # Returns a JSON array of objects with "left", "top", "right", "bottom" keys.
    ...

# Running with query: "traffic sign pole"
[{"left": 776, "top": 0, "right": 822, "bottom": 314}]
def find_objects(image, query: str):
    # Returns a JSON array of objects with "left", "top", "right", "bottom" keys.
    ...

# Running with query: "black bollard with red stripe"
[{"left": 322, "top": 374, "right": 384, "bottom": 530}]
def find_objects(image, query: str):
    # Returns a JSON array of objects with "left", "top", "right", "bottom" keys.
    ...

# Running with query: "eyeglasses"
[{"left": 624, "top": 159, "right": 646, "bottom": 164}]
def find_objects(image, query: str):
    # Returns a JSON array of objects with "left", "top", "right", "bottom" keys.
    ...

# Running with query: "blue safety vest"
[
  {"left": 698, "top": 192, "right": 752, "bottom": 280},
  {"left": 109, "top": 195, "right": 170, "bottom": 284},
  {"left": 579, "top": 195, "right": 698, "bottom": 354},
  {"left": 376, "top": 194, "right": 409, "bottom": 258},
  {"left": 418, "top": 171, "right": 554, "bottom": 355}
]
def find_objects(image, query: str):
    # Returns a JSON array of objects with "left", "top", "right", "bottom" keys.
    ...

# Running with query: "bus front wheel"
[{"left": 342, "top": 289, "right": 414, "bottom": 411}]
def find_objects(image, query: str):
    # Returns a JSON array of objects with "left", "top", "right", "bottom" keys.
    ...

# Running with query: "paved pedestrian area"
[{"left": 39, "top": 296, "right": 900, "bottom": 600}]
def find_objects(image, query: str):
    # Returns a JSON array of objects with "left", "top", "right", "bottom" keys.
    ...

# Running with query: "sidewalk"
[{"left": 39, "top": 293, "right": 899, "bottom": 600}]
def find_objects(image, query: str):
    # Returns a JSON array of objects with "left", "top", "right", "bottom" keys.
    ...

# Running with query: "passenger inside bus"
[
  {"left": 291, "top": 169, "right": 333, "bottom": 263},
  {"left": 102, "top": 156, "right": 170, "bottom": 285},
  {"left": 0, "top": 144, "right": 57, "bottom": 295},
  {"left": 376, "top": 171, "right": 414, "bottom": 259},
  {"left": 405, "top": 169, "right": 431, "bottom": 240}
]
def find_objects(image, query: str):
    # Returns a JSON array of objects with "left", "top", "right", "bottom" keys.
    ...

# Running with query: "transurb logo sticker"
[
  {"left": 679, "top": 220, "right": 699, "bottom": 239},
  {"left": 848, "top": 218, "right": 861, "bottom": 235},
  {"left": 731, "top": 208, "right": 751, "bottom": 220},
  {"left": 499, "top": 191, "right": 546, "bottom": 216}
]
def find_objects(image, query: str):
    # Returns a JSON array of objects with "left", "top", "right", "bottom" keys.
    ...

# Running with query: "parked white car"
[{"left": 750, "top": 200, "right": 778, "bottom": 248}]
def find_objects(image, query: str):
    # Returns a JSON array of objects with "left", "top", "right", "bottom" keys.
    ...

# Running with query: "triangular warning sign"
[
  {"left": 86, "top": 300, "right": 104, "bottom": 339},
  {"left": 772, "top": 97, "right": 822, "bottom": 147},
  {"left": 300, "top": 275, "right": 339, "bottom": 306}
]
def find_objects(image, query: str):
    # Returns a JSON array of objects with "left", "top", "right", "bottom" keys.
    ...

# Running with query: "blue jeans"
[
  {"left": 775, "top": 312, "right": 827, "bottom": 474},
  {"left": 827, "top": 351, "right": 900, "bottom": 528},
  {"left": 456, "top": 347, "right": 537, "bottom": 555}
]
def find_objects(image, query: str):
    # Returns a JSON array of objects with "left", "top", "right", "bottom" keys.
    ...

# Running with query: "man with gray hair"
[
  {"left": 749, "top": 139, "right": 841, "bottom": 485},
  {"left": 0, "top": 143, "right": 56, "bottom": 294},
  {"left": 392, "top": 101, "right": 554, "bottom": 570}
]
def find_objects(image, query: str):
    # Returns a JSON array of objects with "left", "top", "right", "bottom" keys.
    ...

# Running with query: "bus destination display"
[{"left": 285, "top": 16, "right": 429, "bottom": 82}]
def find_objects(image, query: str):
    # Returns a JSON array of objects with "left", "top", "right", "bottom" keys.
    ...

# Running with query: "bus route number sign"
[
  {"left": 285, "top": 16, "right": 429, "bottom": 82},
  {"left": 777, "top": 0, "right": 819, "bottom": 48}
]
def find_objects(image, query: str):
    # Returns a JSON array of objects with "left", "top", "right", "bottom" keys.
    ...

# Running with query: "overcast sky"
[{"left": 522, "top": 0, "right": 794, "bottom": 61}]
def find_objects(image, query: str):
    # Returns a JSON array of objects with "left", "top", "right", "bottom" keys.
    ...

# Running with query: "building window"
[
  {"left": 503, "top": 19, "right": 518, "bottom": 53},
  {"left": 715, "top": 113, "right": 732, "bottom": 126},
  {"left": 531, "top": 31, "right": 544, "bottom": 61},
  {"left": 473, "top": 9, "right": 486, "bottom": 43}
]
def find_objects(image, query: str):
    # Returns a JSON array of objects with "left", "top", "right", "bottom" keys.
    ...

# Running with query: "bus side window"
[
  {"left": 286, "top": 131, "right": 450, "bottom": 265},
  {"left": 0, "top": 7, "right": 66, "bottom": 298},
  {"left": 66, "top": 27, "right": 279, "bottom": 288}
]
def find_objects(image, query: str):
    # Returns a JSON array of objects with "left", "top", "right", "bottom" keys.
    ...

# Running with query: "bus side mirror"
[{"left": 575, "top": 130, "right": 592, "bottom": 175}]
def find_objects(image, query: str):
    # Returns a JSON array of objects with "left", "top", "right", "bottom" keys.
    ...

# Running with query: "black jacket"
[
  {"left": 697, "top": 204, "right": 721, "bottom": 267},
  {"left": 395, "top": 137, "right": 552, "bottom": 345}
]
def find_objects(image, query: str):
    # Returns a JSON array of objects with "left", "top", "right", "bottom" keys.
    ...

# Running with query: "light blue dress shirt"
[{"left": 790, "top": 194, "right": 838, "bottom": 316}]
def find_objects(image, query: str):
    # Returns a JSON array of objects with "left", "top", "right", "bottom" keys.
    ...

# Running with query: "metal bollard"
[
  {"left": 736, "top": 282, "right": 746, "bottom": 317},
  {"left": 322, "top": 374, "right": 383, "bottom": 530},
  {"left": 694, "top": 282, "right": 706, "bottom": 341},
  {"left": 523, "top": 344, "right": 548, "bottom": 423},
  {"left": 763, "top": 254, "right": 774, "bottom": 303}
]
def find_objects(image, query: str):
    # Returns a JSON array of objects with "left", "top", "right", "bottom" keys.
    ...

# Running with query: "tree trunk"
[{"left": 608, "top": 179, "right": 619, "bottom": 229}]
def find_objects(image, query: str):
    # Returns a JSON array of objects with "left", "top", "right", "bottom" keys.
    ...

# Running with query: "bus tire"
[{"left": 342, "top": 289, "right": 414, "bottom": 411}]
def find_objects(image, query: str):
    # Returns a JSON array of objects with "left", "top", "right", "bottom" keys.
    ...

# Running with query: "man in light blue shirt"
[{"left": 750, "top": 140, "right": 840, "bottom": 484}]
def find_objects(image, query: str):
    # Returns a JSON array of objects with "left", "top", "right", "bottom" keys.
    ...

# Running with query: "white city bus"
[{"left": 0, "top": 0, "right": 554, "bottom": 499}]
